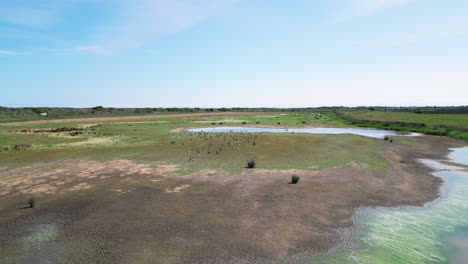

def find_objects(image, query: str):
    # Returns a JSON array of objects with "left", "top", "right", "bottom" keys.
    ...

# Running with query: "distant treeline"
[
  {"left": 1, "top": 105, "right": 468, "bottom": 123},
  {"left": 1, "top": 105, "right": 467, "bottom": 114}
]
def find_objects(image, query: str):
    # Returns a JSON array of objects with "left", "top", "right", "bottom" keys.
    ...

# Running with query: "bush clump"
[
  {"left": 247, "top": 159, "right": 256, "bottom": 169},
  {"left": 28, "top": 197, "right": 35, "bottom": 208},
  {"left": 384, "top": 136, "right": 389, "bottom": 140},
  {"left": 291, "top": 175, "right": 300, "bottom": 184}
]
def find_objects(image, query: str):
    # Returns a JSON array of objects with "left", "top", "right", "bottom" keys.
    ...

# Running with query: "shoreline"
[
  {"left": 0, "top": 134, "right": 466, "bottom": 262},
  {"left": 319, "top": 144, "right": 468, "bottom": 263}
]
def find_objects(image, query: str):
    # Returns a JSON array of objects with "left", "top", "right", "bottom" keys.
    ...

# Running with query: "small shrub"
[
  {"left": 384, "top": 136, "right": 389, "bottom": 141},
  {"left": 291, "top": 175, "right": 300, "bottom": 184},
  {"left": 219, "top": 122, "right": 223, "bottom": 125},
  {"left": 211, "top": 122, "right": 216, "bottom": 125},
  {"left": 302, "top": 121, "right": 306, "bottom": 124},
  {"left": 256, "top": 121, "right": 260, "bottom": 124},
  {"left": 28, "top": 197, "right": 35, "bottom": 208},
  {"left": 247, "top": 159, "right": 256, "bottom": 168},
  {"left": 277, "top": 122, "right": 281, "bottom": 125},
  {"left": 389, "top": 139, "right": 393, "bottom": 142},
  {"left": 242, "top": 122, "right": 246, "bottom": 124}
]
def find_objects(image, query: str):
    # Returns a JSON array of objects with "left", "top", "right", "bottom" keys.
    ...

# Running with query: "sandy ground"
[{"left": 0, "top": 135, "right": 466, "bottom": 263}]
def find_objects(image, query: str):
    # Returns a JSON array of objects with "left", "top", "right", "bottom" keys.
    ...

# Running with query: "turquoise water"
[
  {"left": 312, "top": 147, "right": 468, "bottom": 264},
  {"left": 190, "top": 127, "right": 468, "bottom": 263},
  {"left": 187, "top": 127, "right": 419, "bottom": 139},
  {"left": 450, "top": 147, "right": 468, "bottom": 165}
]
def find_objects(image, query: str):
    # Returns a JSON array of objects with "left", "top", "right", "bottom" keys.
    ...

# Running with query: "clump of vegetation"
[
  {"left": 247, "top": 159, "right": 256, "bottom": 169},
  {"left": 291, "top": 175, "right": 300, "bottom": 184},
  {"left": 302, "top": 121, "right": 306, "bottom": 124},
  {"left": 277, "top": 122, "right": 281, "bottom": 125},
  {"left": 389, "top": 138, "right": 393, "bottom": 142},
  {"left": 13, "top": 144, "right": 31, "bottom": 150},
  {"left": 384, "top": 136, "right": 389, "bottom": 141},
  {"left": 256, "top": 121, "right": 260, "bottom": 124},
  {"left": 92, "top": 106, "right": 105, "bottom": 111},
  {"left": 28, "top": 197, "right": 35, "bottom": 208},
  {"left": 242, "top": 122, "right": 246, "bottom": 124}
]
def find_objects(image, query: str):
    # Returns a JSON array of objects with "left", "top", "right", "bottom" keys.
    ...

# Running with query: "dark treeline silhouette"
[{"left": 1, "top": 105, "right": 467, "bottom": 114}]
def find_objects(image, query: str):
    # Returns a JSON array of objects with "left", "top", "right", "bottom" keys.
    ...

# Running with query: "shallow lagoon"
[
  {"left": 187, "top": 126, "right": 419, "bottom": 139},
  {"left": 312, "top": 147, "right": 468, "bottom": 264}
]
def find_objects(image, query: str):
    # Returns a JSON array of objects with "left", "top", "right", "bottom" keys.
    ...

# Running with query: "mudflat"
[{"left": 0, "top": 113, "right": 466, "bottom": 263}]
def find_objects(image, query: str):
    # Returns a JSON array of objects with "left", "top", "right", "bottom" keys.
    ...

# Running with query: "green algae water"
[{"left": 313, "top": 147, "right": 468, "bottom": 264}]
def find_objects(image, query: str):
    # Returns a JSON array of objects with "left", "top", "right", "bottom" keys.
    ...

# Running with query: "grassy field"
[
  {"left": 337, "top": 110, "right": 468, "bottom": 142},
  {"left": 0, "top": 112, "right": 386, "bottom": 172},
  {"left": 345, "top": 110, "right": 468, "bottom": 128},
  {"left": 0, "top": 107, "right": 331, "bottom": 123}
]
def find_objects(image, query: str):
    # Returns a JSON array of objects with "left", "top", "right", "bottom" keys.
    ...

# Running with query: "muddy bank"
[{"left": 0, "top": 135, "right": 465, "bottom": 263}]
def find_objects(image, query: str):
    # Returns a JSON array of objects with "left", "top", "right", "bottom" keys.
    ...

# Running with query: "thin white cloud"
[
  {"left": 0, "top": 0, "right": 239, "bottom": 55},
  {"left": 0, "top": 7, "right": 61, "bottom": 29},
  {"left": 73, "top": 0, "right": 240, "bottom": 55},
  {"left": 351, "top": 0, "right": 411, "bottom": 13},
  {"left": 40, "top": 46, "right": 104, "bottom": 55},
  {"left": 330, "top": 0, "right": 412, "bottom": 23},
  {"left": 340, "top": 18, "right": 468, "bottom": 48},
  {"left": 71, "top": 45, "right": 105, "bottom": 54},
  {"left": 0, "top": 0, "right": 81, "bottom": 29},
  {"left": 0, "top": 50, "right": 27, "bottom": 56}
]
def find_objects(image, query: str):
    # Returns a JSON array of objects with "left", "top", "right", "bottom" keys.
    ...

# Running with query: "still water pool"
[{"left": 187, "top": 127, "right": 419, "bottom": 139}]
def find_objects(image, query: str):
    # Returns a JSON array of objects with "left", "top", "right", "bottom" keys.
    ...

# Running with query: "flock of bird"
[{"left": 164, "top": 131, "right": 263, "bottom": 162}]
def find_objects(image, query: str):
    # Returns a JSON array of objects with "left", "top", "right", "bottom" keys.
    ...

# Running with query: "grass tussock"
[
  {"left": 291, "top": 175, "right": 300, "bottom": 184},
  {"left": 28, "top": 197, "right": 35, "bottom": 208},
  {"left": 247, "top": 159, "right": 256, "bottom": 169}
]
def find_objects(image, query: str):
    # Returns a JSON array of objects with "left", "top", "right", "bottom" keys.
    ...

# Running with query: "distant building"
[{"left": 40, "top": 112, "right": 48, "bottom": 116}]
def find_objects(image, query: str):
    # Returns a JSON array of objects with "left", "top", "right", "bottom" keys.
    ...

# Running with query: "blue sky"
[{"left": 1, "top": 0, "right": 467, "bottom": 107}]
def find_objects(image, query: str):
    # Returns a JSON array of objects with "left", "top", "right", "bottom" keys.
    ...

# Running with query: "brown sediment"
[{"left": 0, "top": 135, "right": 466, "bottom": 263}]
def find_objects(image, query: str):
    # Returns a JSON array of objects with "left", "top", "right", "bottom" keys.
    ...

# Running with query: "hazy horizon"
[
  {"left": 1, "top": 0, "right": 468, "bottom": 107},
  {"left": 2, "top": 105, "right": 467, "bottom": 109}
]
